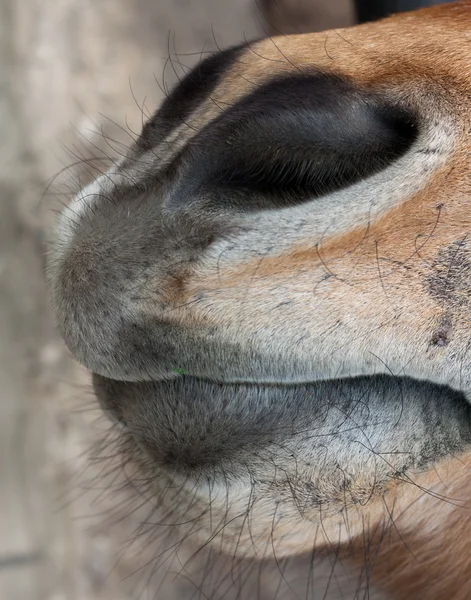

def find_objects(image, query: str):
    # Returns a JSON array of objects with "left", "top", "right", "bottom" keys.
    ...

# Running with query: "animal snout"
[
  {"left": 48, "top": 42, "right": 421, "bottom": 387},
  {"left": 45, "top": 4, "right": 471, "bottom": 589}
]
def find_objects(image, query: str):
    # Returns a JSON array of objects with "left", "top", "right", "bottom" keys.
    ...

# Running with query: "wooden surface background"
[{"left": 0, "top": 1, "right": 354, "bottom": 598}]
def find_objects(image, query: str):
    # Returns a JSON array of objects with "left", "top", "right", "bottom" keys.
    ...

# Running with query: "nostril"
[{"left": 164, "top": 72, "right": 419, "bottom": 212}]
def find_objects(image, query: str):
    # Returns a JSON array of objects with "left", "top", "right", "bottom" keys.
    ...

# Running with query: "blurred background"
[{"left": 0, "top": 1, "right": 386, "bottom": 598}]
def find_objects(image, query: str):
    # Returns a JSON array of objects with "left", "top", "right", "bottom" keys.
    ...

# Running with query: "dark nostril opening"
[{"left": 166, "top": 72, "right": 419, "bottom": 212}]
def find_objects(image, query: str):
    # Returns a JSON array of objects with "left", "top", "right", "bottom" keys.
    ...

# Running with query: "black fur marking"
[
  {"left": 167, "top": 72, "right": 419, "bottom": 211},
  {"left": 430, "top": 313, "right": 452, "bottom": 347},
  {"left": 354, "top": 0, "right": 455, "bottom": 24},
  {"left": 137, "top": 44, "right": 245, "bottom": 151},
  {"left": 427, "top": 239, "right": 471, "bottom": 309}
]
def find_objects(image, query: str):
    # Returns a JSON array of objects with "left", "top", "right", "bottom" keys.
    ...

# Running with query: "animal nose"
[{"left": 48, "top": 61, "right": 418, "bottom": 384}]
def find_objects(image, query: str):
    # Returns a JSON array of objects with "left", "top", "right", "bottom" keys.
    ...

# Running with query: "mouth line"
[{"left": 162, "top": 370, "right": 470, "bottom": 397}]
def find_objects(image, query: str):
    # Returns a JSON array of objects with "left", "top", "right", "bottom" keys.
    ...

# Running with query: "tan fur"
[
  {"left": 348, "top": 452, "right": 471, "bottom": 599},
  {"left": 167, "top": 3, "right": 471, "bottom": 141}
]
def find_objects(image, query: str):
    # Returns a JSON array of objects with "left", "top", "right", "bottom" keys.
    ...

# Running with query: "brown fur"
[{"left": 348, "top": 453, "right": 471, "bottom": 598}]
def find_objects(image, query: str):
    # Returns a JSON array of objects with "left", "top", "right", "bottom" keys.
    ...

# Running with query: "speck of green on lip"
[{"left": 173, "top": 368, "right": 188, "bottom": 376}]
